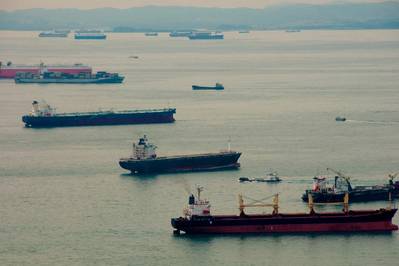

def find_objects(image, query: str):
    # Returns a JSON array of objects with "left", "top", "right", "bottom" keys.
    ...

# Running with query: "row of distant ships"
[
  {"left": 39, "top": 30, "right": 106, "bottom": 39},
  {"left": 38, "top": 30, "right": 224, "bottom": 40}
]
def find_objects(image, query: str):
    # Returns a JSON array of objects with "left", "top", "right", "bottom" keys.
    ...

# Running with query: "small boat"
[
  {"left": 256, "top": 171, "right": 282, "bottom": 183},
  {"left": 171, "top": 187, "right": 398, "bottom": 234},
  {"left": 335, "top": 116, "right": 346, "bottom": 122},
  {"left": 238, "top": 30, "right": 250, "bottom": 34},
  {"left": 192, "top": 83, "right": 224, "bottom": 90},
  {"left": 239, "top": 177, "right": 254, "bottom": 182},
  {"left": 239, "top": 171, "right": 281, "bottom": 183}
]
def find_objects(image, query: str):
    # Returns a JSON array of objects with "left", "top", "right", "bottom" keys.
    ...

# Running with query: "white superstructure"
[
  {"left": 132, "top": 136, "right": 157, "bottom": 159},
  {"left": 30, "top": 101, "right": 56, "bottom": 117},
  {"left": 183, "top": 186, "right": 211, "bottom": 218}
]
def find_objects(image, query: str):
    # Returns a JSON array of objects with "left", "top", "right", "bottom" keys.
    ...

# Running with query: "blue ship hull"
[
  {"left": 22, "top": 109, "right": 176, "bottom": 128},
  {"left": 75, "top": 35, "right": 106, "bottom": 40},
  {"left": 188, "top": 35, "right": 224, "bottom": 40}
]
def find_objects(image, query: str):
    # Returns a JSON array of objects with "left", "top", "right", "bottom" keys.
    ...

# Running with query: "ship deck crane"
[{"left": 327, "top": 167, "right": 353, "bottom": 191}]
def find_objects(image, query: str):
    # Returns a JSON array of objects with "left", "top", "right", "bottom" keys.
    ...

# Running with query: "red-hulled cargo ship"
[
  {"left": 171, "top": 187, "right": 398, "bottom": 234},
  {"left": 0, "top": 61, "right": 91, "bottom": 78}
]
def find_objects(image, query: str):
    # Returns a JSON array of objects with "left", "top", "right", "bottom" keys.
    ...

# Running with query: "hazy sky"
[{"left": 0, "top": 0, "right": 392, "bottom": 10}]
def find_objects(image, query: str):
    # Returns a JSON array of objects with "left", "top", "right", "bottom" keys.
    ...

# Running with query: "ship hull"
[
  {"left": 172, "top": 209, "right": 398, "bottom": 234},
  {"left": 22, "top": 109, "right": 175, "bottom": 128},
  {"left": 302, "top": 189, "right": 399, "bottom": 203},
  {"left": 119, "top": 152, "right": 241, "bottom": 174},
  {"left": 192, "top": 85, "right": 224, "bottom": 90},
  {"left": 74, "top": 35, "right": 106, "bottom": 40},
  {"left": 15, "top": 76, "right": 124, "bottom": 84},
  {"left": 39, "top": 34, "right": 68, "bottom": 37},
  {"left": 188, "top": 35, "right": 224, "bottom": 40},
  {"left": 0, "top": 66, "right": 91, "bottom": 79}
]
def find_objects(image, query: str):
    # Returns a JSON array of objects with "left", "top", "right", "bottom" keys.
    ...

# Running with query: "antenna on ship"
[{"left": 227, "top": 137, "right": 231, "bottom": 152}]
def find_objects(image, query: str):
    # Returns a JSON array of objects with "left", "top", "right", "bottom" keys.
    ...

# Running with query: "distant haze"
[
  {"left": 1, "top": 2, "right": 398, "bottom": 31},
  {"left": 0, "top": 0, "right": 395, "bottom": 10}
]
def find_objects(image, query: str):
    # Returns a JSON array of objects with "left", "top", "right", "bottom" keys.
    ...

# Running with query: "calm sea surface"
[{"left": 1, "top": 30, "right": 399, "bottom": 265}]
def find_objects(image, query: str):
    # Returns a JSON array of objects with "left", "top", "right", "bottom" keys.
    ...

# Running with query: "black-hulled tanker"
[
  {"left": 22, "top": 101, "right": 176, "bottom": 128},
  {"left": 119, "top": 136, "right": 241, "bottom": 174}
]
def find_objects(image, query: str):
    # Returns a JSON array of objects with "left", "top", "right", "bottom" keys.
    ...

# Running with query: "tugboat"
[
  {"left": 239, "top": 171, "right": 282, "bottom": 183},
  {"left": 171, "top": 187, "right": 398, "bottom": 234},
  {"left": 302, "top": 168, "right": 399, "bottom": 203},
  {"left": 22, "top": 101, "right": 176, "bottom": 128},
  {"left": 192, "top": 83, "right": 224, "bottom": 90},
  {"left": 119, "top": 136, "right": 241, "bottom": 174},
  {"left": 15, "top": 71, "right": 124, "bottom": 84}
]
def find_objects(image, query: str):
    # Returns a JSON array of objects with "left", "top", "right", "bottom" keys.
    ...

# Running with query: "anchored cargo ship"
[
  {"left": 188, "top": 32, "right": 224, "bottom": 40},
  {"left": 119, "top": 136, "right": 241, "bottom": 174},
  {"left": 169, "top": 31, "right": 192, "bottom": 37},
  {"left": 74, "top": 30, "right": 106, "bottom": 40},
  {"left": 22, "top": 101, "right": 176, "bottom": 128},
  {"left": 192, "top": 83, "right": 224, "bottom": 90},
  {"left": 171, "top": 187, "right": 398, "bottom": 234},
  {"left": 145, "top": 32, "right": 158, "bottom": 36},
  {"left": 15, "top": 71, "right": 124, "bottom": 84},
  {"left": 0, "top": 61, "right": 91, "bottom": 79},
  {"left": 39, "top": 30, "right": 69, "bottom": 37},
  {"left": 302, "top": 168, "right": 399, "bottom": 203}
]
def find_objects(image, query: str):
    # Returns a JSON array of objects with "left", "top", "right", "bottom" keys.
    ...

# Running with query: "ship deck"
[
  {"left": 120, "top": 151, "right": 240, "bottom": 161},
  {"left": 28, "top": 108, "right": 176, "bottom": 117}
]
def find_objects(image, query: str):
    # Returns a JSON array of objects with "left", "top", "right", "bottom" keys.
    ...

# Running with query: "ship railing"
[{"left": 52, "top": 108, "right": 175, "bottom": 117}]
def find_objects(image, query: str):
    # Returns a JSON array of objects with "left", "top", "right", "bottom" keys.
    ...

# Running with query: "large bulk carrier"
[
  {"left": 119, "top": 136, "right": 241, "bottom": 174},
  {"left": 0, "top": 61, "right": 91, "bottom": 79},
  {"left": 22, "top": 101, "right": 176, "bottom": 128},
  {"left": 171, "top": 187, "right": 398, "bottom": 235}
]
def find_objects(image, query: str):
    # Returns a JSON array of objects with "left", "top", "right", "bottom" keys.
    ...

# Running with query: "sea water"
[{"left": 0, "top": 30, "right": 399, "bottom": 265}]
